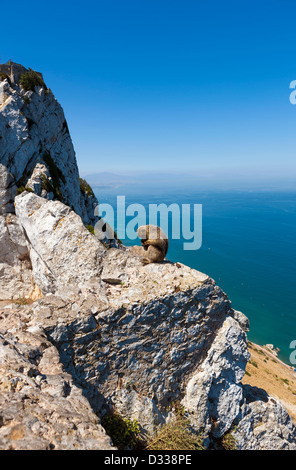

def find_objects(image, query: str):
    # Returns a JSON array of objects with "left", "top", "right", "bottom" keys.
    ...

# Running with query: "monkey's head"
[
  {"left": 137, "top": 225, "right": 148, "bottom": 240},
  {"left": 137, "top": 225, "right": 167, "bottom": 241}
]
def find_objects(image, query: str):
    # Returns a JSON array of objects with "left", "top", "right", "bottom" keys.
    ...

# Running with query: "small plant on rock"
[
  {"left": 101, "top": 412, "right": 143, "bottom": 449},
  {"left": 20, "top": 69, "right": 47, "bottom": 92}
]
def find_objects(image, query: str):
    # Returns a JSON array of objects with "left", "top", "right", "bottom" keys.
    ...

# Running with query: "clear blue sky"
[{"left": 1, "top": 0, "right": 296, "bottom": 187}]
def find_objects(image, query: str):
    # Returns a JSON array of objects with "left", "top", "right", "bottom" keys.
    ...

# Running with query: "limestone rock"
[
  {"left": 0, "top": 164, "right": 16, "bottom": 214},
  {"left": 0, "top": 67, "right": 98, "bottom": 226},
  {"left": 264, "top": 344, "right": 280, "bottom": 356},
  {"left": 25, "top": 162, "right": 51, "bottom": 197},
  {"left": 181, "top": 316, "right": 250, "bottom": 437},
  {"left": 233, "top": 385, "right": 296, "bottom": 450},
  {"left": 23, "top": 248, "right": 246, "bottom": 438},
  {"left": 9, "top": 246, "right": 294, "bottom": 450},
  {"left": 0, "top": 213, "right": 36, "bottom": 299},
  {"left": 14, "top": 192, "right": 106, "bottom": 294},
  {"left": 0, "top": 304, "right": 115, "bottom": 450},
  {"left": 230, "top": 309, "right": 250, "bottom": 332}
]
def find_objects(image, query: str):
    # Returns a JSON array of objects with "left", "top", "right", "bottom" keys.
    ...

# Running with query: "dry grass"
[
  {"left": 243, "top": 342, "right": 296, "bottom": 423},
  {"left": 146, "top": 415, "right": 204, "bottom": 451}
]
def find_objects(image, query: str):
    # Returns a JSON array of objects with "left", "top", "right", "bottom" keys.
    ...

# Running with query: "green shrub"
[
  {"left": 23, "top": 96, "right": 31, "bottom": 105},
  {"left": 43, "top": 151, "right": 65, "bottom": 185},
  {"left": 20, "top": 69, "right": 47, "bottom": 92},
  {"left": 16, "top": 186, "right": 33, "bottom": 195},
  {"left": 249, "top": 359, "right": 258, "bottom": 368},
  {"left": 40, "top": 174, "right": 64, "bottom": 202},
  {"left": 101, "top": 412, "right": 143, "bottom": 449},
  {"left": 147, "top": 415, "right": 204, "bottom": 451},
  {"left": 281, "top": 377, "right": 290, "bottom": 386},
  {"left": 219, "top": 431, "right": 237, "bottom": 450},
  {"left": 79, "top": 177, "right": 94, "bottom": 197},
  {"left": 0, "top": 73, "right": 11, "bottom": 86},
  {"left": 40, "top": 151, "right": 65, "bottom": 202},
  {"left": 86, "top": 224, "right": 95, "bottom": 235}
]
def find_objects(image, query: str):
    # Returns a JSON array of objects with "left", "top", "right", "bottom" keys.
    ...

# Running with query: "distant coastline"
[{"left": 81, "top": 170, "right": 296, "bottom": 193}]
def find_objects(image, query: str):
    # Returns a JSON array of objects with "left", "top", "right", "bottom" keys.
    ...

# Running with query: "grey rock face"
[
  {"left": 233, "top": 385, "right": 296, "bottom": 450},
  {"left": 0, "top": 213, "right": 36, "bottom": 299},
  {"left": 0, "top": 303, "right": 115, "bottom": 450},
  {"left": 14, "top": 192, "right": 106, "bottom": 294},
  {"left": 14, "top": 249, "right": 244, "bottom": 437},
  {"left": 5, "top": 246, "right": 294, "bottom": 449},
  {"left": 0, "top": 68, "right": 101, "bottom": 300},
  {"left": 0, "top": 164, "right": 17, "bottom": 214},
  {"left": 0, "top": 73, "right": 97, "bottom": 226},
  {"left": 182, "top": 316, "right": 250, "bottom": 438},
  {"left": 0, "top": 226, "right": 295, "bottom": 450}
]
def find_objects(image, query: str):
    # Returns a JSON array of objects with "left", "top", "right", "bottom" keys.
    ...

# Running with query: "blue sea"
[{"left": 94, "top": 185, "right": 296, "bottom": 365}]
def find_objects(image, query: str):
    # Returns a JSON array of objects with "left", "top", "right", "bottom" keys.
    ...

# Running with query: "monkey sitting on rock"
[{"left": 136, "top": 225, "right": 169, "bottom": 264}]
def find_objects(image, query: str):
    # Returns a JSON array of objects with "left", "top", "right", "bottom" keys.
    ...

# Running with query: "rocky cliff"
[
  {"left": 0, "top": 63, "right": 99, "bottom": 299},
  {"left": 0, "top": 64, "right": 295, "bottom": 450}
]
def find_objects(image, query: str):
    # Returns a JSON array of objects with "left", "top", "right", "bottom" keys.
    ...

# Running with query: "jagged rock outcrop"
[
  {"left": 15, "top": 192, "right": 106, "bottom": 294},
  {"left": 0, "top": 213, "right": 38, "bottom": 300},
  {"left": 0, "top": 64, "right": 99, "bottom": 299},
  {"left": 0, "top": 302, "right": 115, "bottom": 450},
  {"left": 233, "top": 385, "right": 296, "bottom": 450},
  {"left": 1, "top": 63, "right": 296, "bottom": 450},
  {"left": 0, "top": 63, "right": 98, "bottom": 225},
  {"left": 1, "top": 239, "right": 295, "bottom": 449},
  {"left": 25, "top": 246, "right": 236, "bottom": 431}
]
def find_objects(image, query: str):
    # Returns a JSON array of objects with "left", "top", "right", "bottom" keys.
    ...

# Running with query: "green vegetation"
[
  {"left": 15, "top": 297, "right": 31, "bottom": 306},
  {"left": 79, "top": 177, "right": 94, "bottom": 197},
  {"left": 16, "top": 172, "right": 29, "bottom": 190},
  {"left": 249, "top": 359, "right": 258, "bottom": 368},
  {"left": 40, "top": 174, "right": 63, "bottom": 202},
  {"left": 41, "top": 151, "right": 65, "bottom": 202},
  {"left": 43, "top": 151, "right": 65, "bottom": 185},
  {"left": 40, "top": 174, "right": 52, "bottom": 192},
  {"left": 20, "top": 69, "right": 47, "bottom": 92},
  {"left": 23, "top": 96, "right": 31, "bottom": 105},
  {"left": 0, "top": 73, "right": 11, "bottom": 86},
  {"left": 281, "top": 378, "right": 290, "bottom": 386},
  {"left": 101, "top": 410, "right": 205, "bottom": 451},
  {"left": 219, "top": 431, "right": 237, "bottom": 450},
  {"left": 16, "top": 186, "right": 34, "bottom": 195},
  {"left": 86, "top": 224, "right": 95, "bottom": 235},
  {"left": 147, "top": 414, "right": 204, "bottom": 451},
  {"left": 101, "top": 412, "right": 143, "bottom": 449}
]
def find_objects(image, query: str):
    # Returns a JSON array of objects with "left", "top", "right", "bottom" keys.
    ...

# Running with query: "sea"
[{"left": 94, "top": 185, "right": 296, "bottom": 366}]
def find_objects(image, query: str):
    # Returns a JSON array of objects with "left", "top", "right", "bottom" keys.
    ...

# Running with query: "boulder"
[
  {"left": 0, "top": 304, "right": 115, "bottom": 450},
  {"left": 0, "top": 214, "right": 36, "bottom": 299},
  {"left": 14, "top": 192, "right": 106, "bottom": 294}
]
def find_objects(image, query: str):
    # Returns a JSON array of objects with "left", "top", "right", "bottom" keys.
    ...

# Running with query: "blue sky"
[{"left": 1, "top": 0, "right": 296, "bottom": 188}]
